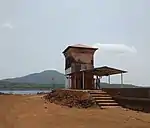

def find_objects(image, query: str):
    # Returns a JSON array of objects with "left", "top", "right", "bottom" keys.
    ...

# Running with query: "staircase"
[{"left": 89, "top": 90, "right": 120, "bottom": 109}]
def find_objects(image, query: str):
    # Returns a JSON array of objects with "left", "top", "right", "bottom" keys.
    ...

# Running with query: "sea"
[{"left": 0, "top": 90, "right": 51, "bottom": 95}]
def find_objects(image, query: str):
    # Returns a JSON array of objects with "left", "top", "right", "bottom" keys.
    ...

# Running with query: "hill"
[
  {"left": 0, "top": 70, "right": 65, "bottom": 90},
  {"left": 2, "top": 70, "right": 65, "bottom": 85},
  {"left": 100, "top": 83, "right": 138, "bottom": 88},
  {"left": 0, "top": 70, "right": 138, "bottom": 89}
]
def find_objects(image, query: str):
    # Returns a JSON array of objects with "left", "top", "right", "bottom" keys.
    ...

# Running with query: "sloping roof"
[
  {"left": 71, "top": 44, "right": 95, "bottom": 49},
  {"left": 92, "top": 66, "right": 127, "bottom": 76},
  {"left": 62, "top": 44, "right": 98, "bottom": 53},
  {"left": 67, "top": 66, "right": 127, "bottom": 76}
]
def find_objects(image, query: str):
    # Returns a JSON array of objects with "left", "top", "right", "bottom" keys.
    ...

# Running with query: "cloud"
[
  {"left": 93, "top": 43, "right": 137, "bottom": 55},
  {"left": 1, "top": 23, "right": 14, "bottom": 29}
]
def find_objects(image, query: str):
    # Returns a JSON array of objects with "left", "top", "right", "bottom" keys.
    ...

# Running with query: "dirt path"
[{"left": 0, "top": 95, "right": 150, "bottom": 128}]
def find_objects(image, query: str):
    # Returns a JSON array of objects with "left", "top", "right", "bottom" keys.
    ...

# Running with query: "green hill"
[
  {"left": 0, "top": 70, "right": 65, "bottom": 90},
  {"left": 3, "top": 70, "right": 65, "bottom": 84}
]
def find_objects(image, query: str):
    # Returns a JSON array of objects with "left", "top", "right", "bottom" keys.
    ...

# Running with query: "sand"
[{"left": 0, "top": 95, "right": 150, "bottom": 128}]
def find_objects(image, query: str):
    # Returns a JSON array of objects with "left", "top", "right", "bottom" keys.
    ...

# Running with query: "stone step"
[
  {"left": 90, "top": 94, "right": 111, "bottom": 97},
  {"left": 89, "top": 90, "right": 120, "bottom": 108},
  {"left": 95, "top": 99, "right": 116, "bottom": 103},
  {"left": 90, "top": 91, "right": 107, "bottom": 94},
  {"left": 101, "top": 106, "right": 120, "bottom": 109},
  {"left": 98, "top": 102, "right": 119, "bottom": 106},
  {"left": 93, "top": 96, "right": 113, "bottom": 100}
]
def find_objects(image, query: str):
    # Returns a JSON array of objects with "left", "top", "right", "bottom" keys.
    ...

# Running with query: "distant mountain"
[
  {"left": 2, "top": 70, "right": 65, "bottom": 85},
  {"left": 0, "top": 70, "right": 138, "bottom": 88},
  {"left": 100, "top": 83, "right": 138, "bottom": 88}
]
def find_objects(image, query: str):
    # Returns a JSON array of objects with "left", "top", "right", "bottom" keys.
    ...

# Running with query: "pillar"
[
  {"left": 108, "top": 75, "right": 111, "bottom": 84},
  {"left": 82, "top": 71, "right": 85, "bottom": 89},
  {"left": 121, "top": 73, "right": 123, "bottom": 88}
]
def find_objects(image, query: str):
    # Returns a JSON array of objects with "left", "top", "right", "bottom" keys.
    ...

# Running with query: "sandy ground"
[{"left": 0, "top": 95, "right": 150, "bottom": 128}]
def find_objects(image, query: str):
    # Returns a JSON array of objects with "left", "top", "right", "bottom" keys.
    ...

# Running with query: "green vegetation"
[{"left": 0, "top": 82, "right": 65, "bottom": 90}]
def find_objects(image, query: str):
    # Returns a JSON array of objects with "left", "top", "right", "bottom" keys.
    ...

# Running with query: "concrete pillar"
[
  {"left": 75, "top": 75, "right": 76, "bottom": 89},
  {"left": 82, "top": 71, "right": 85, "bottom": 89},
  {"left": 108, "top": 75, "right": 111, "bottom": 84},
  {"left": 121, "top": 73, "right": 123, "bottom": 88},
  {"left": 96, "top": 75, "right": 98, "bottom": 89},
  {"left": 99, "top": 76, "right": 101, "bottom": 89}
]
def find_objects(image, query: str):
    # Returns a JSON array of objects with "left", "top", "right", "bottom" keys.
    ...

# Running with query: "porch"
[{"left": 65, "top": 66, "right": 127, "bottom": 89}]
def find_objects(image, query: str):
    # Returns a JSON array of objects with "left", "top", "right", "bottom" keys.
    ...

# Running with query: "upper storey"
[{"left": 62, "top": 44, "right": 98, "bottom": 70}]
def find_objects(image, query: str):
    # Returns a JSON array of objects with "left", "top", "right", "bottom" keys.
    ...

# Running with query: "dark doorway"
[{"left": 80, "top": 75, "right": 83, "bottom": 89}]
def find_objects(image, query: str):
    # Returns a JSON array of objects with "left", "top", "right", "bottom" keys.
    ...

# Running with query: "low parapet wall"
[
  {"left": 102, "top": 88, "right": 150, "bottom": 113},
  {"left": 102, "top": 88, "right": 150, "bottom": 98}
]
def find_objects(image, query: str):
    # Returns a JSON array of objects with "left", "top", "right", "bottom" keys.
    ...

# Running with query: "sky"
[{"left": 0, "top": 0, "right": 150, "bottom": 86}]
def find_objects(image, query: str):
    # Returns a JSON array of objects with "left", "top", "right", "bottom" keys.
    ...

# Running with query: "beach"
[{"left": 0, "top": 94, "right": 150, "bottom": 128}]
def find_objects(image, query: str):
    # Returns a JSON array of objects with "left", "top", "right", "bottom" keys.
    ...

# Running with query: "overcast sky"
[{"left": 0, "top": 0, "right": 150, "bottom": 86}]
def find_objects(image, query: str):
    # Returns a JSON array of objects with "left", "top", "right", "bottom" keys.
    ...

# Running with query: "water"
[{"left": 0, "top": 90, "right": 51, "bottom": 94}]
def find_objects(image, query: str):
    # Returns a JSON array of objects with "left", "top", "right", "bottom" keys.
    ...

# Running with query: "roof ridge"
[{"left": 62, "top": 44, "right": 98, "bottom": 53}]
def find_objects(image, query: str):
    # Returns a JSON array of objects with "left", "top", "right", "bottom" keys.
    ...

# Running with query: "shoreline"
[
  {"left": 0, "top": 88, "right": 52, "bottom": 91},
  {"left": 0, "top": 89, "right": 51, "bottom": 95}
]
